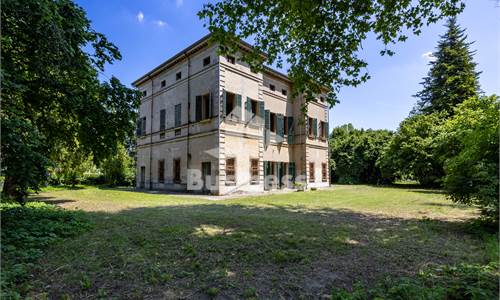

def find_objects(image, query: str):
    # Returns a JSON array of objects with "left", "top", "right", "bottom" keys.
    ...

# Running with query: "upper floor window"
[
  {"left": 320, "top": 121, "right": 328, "bottom": 140},
  {"left": 225, "top": 91, "right": 236, "bottom": 116},
  {"left": 269, "top": 84, "right": 275, "bottom": 91},
  {"left": 281, "top": 89, "right": 287, "bottom": 96},
  {"left": 270, "top": 112, "right": 276, "bottom": 132},
  {"left": 283, "top": 116, "right": 289, "bottom": 135},
  {"left": 160, "top": 109, "right": 166, "bottom": 131},
  {"left": 203, "top": 56, "right": 211, "bottom": 67},
  {"left": 322, "top": 163, "right": 328, "bottom": 182},
  {"left": 195, "top": 93, "right": 211, "bottom": 121},
  {"left": 161, "top": 80, "right": 166, "bottom": 88},
  {"left": 308, "top": 117, "right": 314, "bottom": 137},
  {"left": 176, "top": 72, "right": 182, "bottom": 81},
  {"left": 250, "top": 99, "right": 259, "bottom": 120},
  {"left": 142, "top": 90, "right": 147, "bottom": 97},
  {"left": 320, "top": 96, "right": 325, "bottom": 102},
  {"left": 174, "top": 104, "right": 182, "bottom": 127},
  {"left": 226, "top": 55, "right": 236, "bottom": 64}
]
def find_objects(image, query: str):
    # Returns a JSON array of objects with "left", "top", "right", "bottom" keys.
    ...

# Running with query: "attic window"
[
  {"left": 281, "top": 89, "right": 287, "bottom": 96},
  {"left": 142, "top": 90, "right": 147, "bottom": 97},
  {"left": 161, "top": 80, "right": 166, "bottom": 88},
  {"left": 176, "top": 72, "right": 182, "bottom": 81},
  {"left": 226, "top": 55, "right": 235, "bottom": 64},
  {"left": 320, "top": 96, "right": 325, "bottom": 102},
  {"left": 269, "top": 84, "right": 275, "bottom": 91},
  {"left": 203, "top": 56, "right": 211, "bottom": 66}
]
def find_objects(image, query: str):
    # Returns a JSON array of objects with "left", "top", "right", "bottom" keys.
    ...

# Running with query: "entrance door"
[
  {"left": 140, "top": 166, "right": 146, "bottom": 189},
  {"left": 201, "top": 162, "right": 211, "bottom": 193}
]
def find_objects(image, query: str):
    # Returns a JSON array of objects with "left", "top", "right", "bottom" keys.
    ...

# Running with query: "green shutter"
[
  {"left": 246, "top": 97, "right": 252, "bottom": 122},
  {"left": 264, "top": 161, "right": 269, "bottom": 176},
  {"left": 287, "top": 116, "right": 294, "bottom": 144},
  {"left": 195, "top": 96, "right": 202, "bottom": 121},
  {"left": 288, "top": 162, "right": 296, "bottom": 182},
  {"left": 258, "top": 101, "right": 265, "bottom": 124},
  {"left": 264, "top": 110, "right": 270, "bottom": 147},
  {"left": 313, "top": 118, "right": 318, "bottom": 138},
  {"left": 277, "top": 114, "right": 284, "bottom": 143},
  {"left": 160, "top": 109, "right": 166, "bottom": 130},
  {"left": 236, "top": 94, "right": 242, "bottom": 119},
  {"left": 325, "top": 121, "right": 329, "bottom": 138},
  {"left": 222, "top": 90, "right": 226, "bottom": 117},
  {"left": 175, "top": 104, "right": 181, "bottom": 127}
]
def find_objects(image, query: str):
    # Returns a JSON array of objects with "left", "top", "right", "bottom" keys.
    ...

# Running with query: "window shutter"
[
  {"left": 222, "top": 90, "right": 226, "bottom": 117},
  {"left": 160, "top": 109, "right": 166, "bottom": 130},
  {"left": 287, "top": 116, "right": 294, "bottom": 144},
  {"left": 258, "top": 101, "right": 265, "bottom": 124},
  {"left": 277, "top": 113, "right": 284, "bottom": 143},
  {"left": 235, "top": 94, "right": 242, "bottom": 119},
  {"left": 313, "top": 118, "right": 318, "bottom": 138},
  {"left": 175, "top": 104, "right": 181, "bottom": 127},
  {"left": 264, "top": 110, "right": 270, "bottom": 147},
  {"left": 142, "top": 117, "right": 146, "bottom": 134},
  {"left": 325, "top": 121, "right": 329, "bottom": 138},
  {"left": 288, "top": 162, "right": 296, "bottom": 181},
  {"left": 136, "top": 119, "right": 142, "bottom": 136},
  {"left": 246, "top": 97, "right": 252, "bottom": 121},
  {"left": 209, "top": 92, "right": 213, "bottom": 117},
  {"left": 195, "top": 95, "right": 202, "bottom": 121}
]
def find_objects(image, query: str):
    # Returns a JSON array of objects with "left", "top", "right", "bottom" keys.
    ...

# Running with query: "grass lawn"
[{"left": 15, "top": 185, "right": 496, "bottom": 298}]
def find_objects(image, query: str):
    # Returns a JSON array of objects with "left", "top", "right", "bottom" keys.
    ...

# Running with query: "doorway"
[
  {"left": 201, "top": 162, "right": 211, "bottom": 193},
  {"left": 140, "top": 166, "right": 146, "bottom": 189}
]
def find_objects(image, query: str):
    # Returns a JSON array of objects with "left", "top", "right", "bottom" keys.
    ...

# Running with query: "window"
[
  {"left": 308, "top": 117, "right": 314, "bottom": 137},
  {"left": 309, "top": 162, "right": 315, "bottom": 182},
  {"left": 175, "top": 128, "right": 181, "bottom": 136},
  {"left": 282, "top": 89, "right": 287, "bottom": 96},
  {"left": 175, "top": 104, "right": 181, "bottom": 127},
  {"left": 160, "top": 109, "right": 166, "bottom": 131},
  {"left": 196, "top": 93, "right": 211, "bottom": 121},
  {"left": 158, "top": 160, "right": 165, "bottom": 183},
  {"left": 320, "top": 121, "right": 328, "bottom": 140},
  {"left": 203, "top": 56, "right": 211, "bottom": 66},
  {"left": 250, "top": 159, "right": 259, "bottom": 184},
  {"left": 160, "top": 132, "right": 165, "bottom": 139},
  {"left": 226, "top": 55, "right": 235, "bottom": 64},
  {"left": 322, "top": 163, "right": 328, "bottom": 182},
  {"left": 176, "top": 72, "right": 182, "bottom": 81},
  {"left": 320, "top": 96, "right": 325, "bottom": 102},
  {"left": 225, "top": 92, "right": 236, "bottom": 116},
  {"left": 226, "top": 158, "right": 235, "bottom": 185},
  {"left": 161, "top": 80, "right": 166, "bottom": 88},
  {"left": 141, "top": 117, "right": 146, "bottom": 135},
  {"left": 142, "top": 90, "right": 147, "bottom": 97},
  {"left": 173, "top": 159, "right": 181, "bottom": 183},
  {"left": 269, "top": 84, "right": 275, "bottom": 91},
  {"left": 249, "top": 99, "right": 260, "bottom": 121},
  {"left": 270, "top": 112, "right": 276, "bottom": 132}
]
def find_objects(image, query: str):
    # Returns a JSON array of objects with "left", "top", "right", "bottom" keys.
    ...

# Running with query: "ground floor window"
[
  {"left": 173, "top": 159, "right": 181, "bottom": 183},
  {"left": 158, "top": 160, "right": 165, "bottom": 183},
  {"left": 322, "top": 163, "right": 327, "bottom": 182},
  {"left": 226, "top": 158, "right": 236, "bottom": 185},
  {"left": 309, "top": 162, "right": 315, "bottom": 182},
  {"left": 250, "top": 159, "right": 259, "bottom": 184}
]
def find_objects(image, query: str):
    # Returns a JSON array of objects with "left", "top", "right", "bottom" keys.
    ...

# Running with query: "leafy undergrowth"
[
  {"left": 332, "top": 233, "right": 499, "bottom": 300},
  {"left": 1, "top": 202, "right": 91, "bottom": 299}
]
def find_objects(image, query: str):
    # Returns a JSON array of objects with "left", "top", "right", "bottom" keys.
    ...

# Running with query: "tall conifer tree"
[{"left": 414, "top": 17, "right": 481, "bottom": 115}]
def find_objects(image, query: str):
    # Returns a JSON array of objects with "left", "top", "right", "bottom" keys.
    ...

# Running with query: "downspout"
[
  {"left": 185, "top": 52, "right": 191, "bottom": 181},
  {"left": 149, "top": 75, "right": 154, "bottom": 190}
]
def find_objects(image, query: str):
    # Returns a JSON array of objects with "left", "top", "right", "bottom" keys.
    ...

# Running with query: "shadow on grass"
[
  {"left": 23, "top": 202, "right": 491, "bottom": 299},
  {"left": 31, "top": 196, "right": 77, "bottom": 205}
]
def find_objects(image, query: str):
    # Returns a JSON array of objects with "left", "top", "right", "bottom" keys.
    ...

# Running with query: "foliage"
[
  {"left": 198, "top": 0, "right": 464, "bottom": 106},
  {"left": 1, "top": 0, "right": 140, "bottom": 202},
  {"left": 329, "top": 124, "right": 394, "bottom": 184},
  {"left": 0, "top": 202, "right": 91, "bottom": 298},
  {"left": 440, "top": 95, "right": 499, "bottom": 224},
  {"left": 100, "top": 144, "right": 136, "bottom": 186},
  {"left": 379, "top": 113, "right": 446, "bottom": 187},
  {"left": 413, "top": 17, "right": 481, "bottom": 115},
  {"left": 49, "top": 146, "right": 100, "bottom": 186}
]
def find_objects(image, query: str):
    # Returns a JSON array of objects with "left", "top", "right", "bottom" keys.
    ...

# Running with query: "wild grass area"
[{"left": 2, "top": 185, "right": 498, "bottom": 299}]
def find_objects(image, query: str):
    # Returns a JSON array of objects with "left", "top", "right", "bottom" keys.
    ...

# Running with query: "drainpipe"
[
  {"left": 185, "top": 52, "right": 191, "bottom": 182},
  {"left": 149, "top": 75, "right": 154, "bottom": 190}
]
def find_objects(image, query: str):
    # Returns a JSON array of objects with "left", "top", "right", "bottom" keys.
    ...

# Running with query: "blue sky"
[{"left": 77, "top": 0, "right": 499, "bottom": 131}]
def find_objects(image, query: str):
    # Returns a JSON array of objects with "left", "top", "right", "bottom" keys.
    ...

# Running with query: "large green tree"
[
  {"left": 413, "top": 17, "right": 481, "bottom": 115},
  {"left": 330, "top": 124, "right": 394, "bottom": 184},
  {"left": 1, "top": 0, "right": 140, "bottom": 202},
  {"left": 199, "top": 0, "right": 464, "bottom": 106}
]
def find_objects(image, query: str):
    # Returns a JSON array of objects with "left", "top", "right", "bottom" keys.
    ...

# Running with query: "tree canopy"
[
  {"left": 413, "top": 17, "right": 481, "bottom": 115},
  {"left": 1, "top": 0, "right": 140, "bottom": 201},
  {"left": 199, "top": 0, "right": 464, "bottom": 106}
]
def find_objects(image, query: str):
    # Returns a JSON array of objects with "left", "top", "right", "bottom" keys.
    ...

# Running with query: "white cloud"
[
  {"left": 421, "top": 51, "right": 436, "bottom": 61},
  {"left": 155, "top": 20, "right": 167, "bottom": 27},
  {"left": 136, "top": 11, "right": 144, "bottom": 23},
  {"left": 176, "top": 0, "right": 183, "bottom": 7}
]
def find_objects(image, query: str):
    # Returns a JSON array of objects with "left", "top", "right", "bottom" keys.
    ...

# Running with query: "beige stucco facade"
[{"left": 133, "top": 34, "right": 330, "bottom": 195}]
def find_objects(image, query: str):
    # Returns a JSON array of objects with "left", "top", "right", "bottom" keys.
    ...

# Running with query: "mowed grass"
[{"left": 27, "top": 185, "right": 489, "bottom": 299}]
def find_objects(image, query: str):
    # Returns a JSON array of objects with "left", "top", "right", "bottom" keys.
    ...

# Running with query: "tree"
[
  {"left": 378, "top": 113, "right": 445, "bottom": 187},
  {"left": 199, "top": 0, "right": 464, "bottom": 107},
  {"left": 1, "top": 0, "right": 140, "bottom": 202},
  {"left": 440, "top": 95, "right": 499, "bottom": 224},
  {"left": 330, "top": 124, "right": 394, "bottom": 184},
  {"left": 101, "top": 144, "right": 136, "bottom": 186},
  {"left": 413, "top": 17, "right": 481, "bottom": 115}
]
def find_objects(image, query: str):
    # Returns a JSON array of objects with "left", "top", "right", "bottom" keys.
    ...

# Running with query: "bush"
[{"left": 1, "top": 202, "right": 91, "bottom": 298}]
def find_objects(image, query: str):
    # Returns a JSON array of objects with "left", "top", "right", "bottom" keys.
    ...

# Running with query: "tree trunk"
[{"left": 1, "top": 175, "right": 26, "bottom": 205}]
